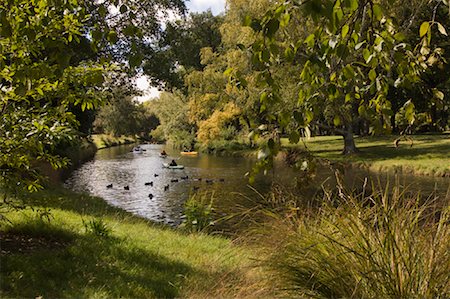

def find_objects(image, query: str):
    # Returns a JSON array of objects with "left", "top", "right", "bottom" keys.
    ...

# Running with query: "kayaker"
[{"left": 169, "top": 159, "right": 177, "bottom": 166}]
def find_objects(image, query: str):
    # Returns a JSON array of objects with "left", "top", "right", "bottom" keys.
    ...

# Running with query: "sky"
[{"left": 135, "top": 0, "right": 226, "bottom": 102}]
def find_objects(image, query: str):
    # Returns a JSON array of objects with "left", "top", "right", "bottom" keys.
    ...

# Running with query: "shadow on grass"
[
  {"left": 26, "top": 188, "right": 133, "bottom": 220},
  {"left": 1, "top": 223, "right": 197, "bottom": 298},
  {"left": 312, "top": 141, "right": 450, "bottom": 161}
]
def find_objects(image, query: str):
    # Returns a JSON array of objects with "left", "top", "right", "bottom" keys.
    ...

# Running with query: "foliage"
[
  {"left": 0, "top": 0, "right": 109, "bottom": 197},
  {"left": 148, "top": 92, "right": 196, "bottom": 148},
  {"left": 181, "top": 191, "right": 216, "bottom": 233},
  {"left": 265, "top": 181, "right": 450, "bottom": 298},
  {"left": 0, "top": 0, "right": 188, "bottom": 206},
  {"left": 93, "top": 86, "right": 155, "bottom": 137},
  {"left": 231, "top": 0, "right": 449, "bottom": 166},
  {"left": 197, "top": 103, "right": 241, "bottom": 144},
  {"left": 82, "top": 217, "right": 111, "bottom": 238},
  {"left": 143, "top": 11, "right": 223, "bottom": 90}
]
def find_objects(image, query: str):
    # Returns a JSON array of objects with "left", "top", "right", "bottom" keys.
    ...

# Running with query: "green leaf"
[
  {"left": 363, "top": 48, "right": 371, "bottom": 63},
  {"left": 260, "top": 92, "right": 268, "bottom": 103},
  {"left": 305, "top": 110, "right": 314, "bottom": 124},
  {"left": 261, "top": 49, "right": 270, "bottom": 62},
  {"left": 372, "top": 4, "right": 383, "bottom": 21},
  {"left": 243, "top": 15, "right": 252, "bottom": 27},
  {"left": 293, "top": 110, "right": 303, "bottom": 123},
  {"left": 107, "top": 30, "right": 118, "bottom": 43},
  {"left": 280, "top": 13, "right": 290, "bottom": 27},
  {"left": 223, "top": 68, "right": 233, "bottom": 76},
  {"left": 284, "top": 47, "right": 294, "bottom": 61},
  {"left": 358, "top": 105, "right": 366, "bottom": 116},
  {"left": 341, "top": 24, "right": 350, "bottom": 39},
  {"left": 420, "top": 22, "right": 430, "bottom": 38},
  {"left": 304, "top": 34, "right": 315, "bottom": 48},
  {"left": 289, "top": 131, "right": 300, "bottom": 144},
  {"left": 265, "top": 19, "right": 280, "bottom": 37},
  {"left": 369, "top": 69, "right": 377, "bottom": 81},
  {"left": 333, "top": 115, "right": 341, "bottom": 126}
]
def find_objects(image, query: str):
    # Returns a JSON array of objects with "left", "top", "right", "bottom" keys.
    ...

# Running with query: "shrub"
[{"left": 181, "top": 191, "right": 216, "bottom": 233}]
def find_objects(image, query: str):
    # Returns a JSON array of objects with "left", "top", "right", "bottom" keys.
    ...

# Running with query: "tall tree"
[
  {"left": 237, "top": 0, "right": 448, "bottom": 160},
  {"left": 0, "top": 0, "right": 186, "bottom": 201},
  {"left": 142, "top": 11, "right": 223, "bottom": 90}
]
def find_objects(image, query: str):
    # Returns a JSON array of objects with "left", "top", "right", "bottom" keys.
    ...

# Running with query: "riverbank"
[
  {"left": 281, "top": 134, "right": 450, "bottom": 177},
  {"left": 0, "top": 187, "right": 270, "bottom": 298},
  {"left": 91, "top": 134, "right": 136, "bottom": 150}
]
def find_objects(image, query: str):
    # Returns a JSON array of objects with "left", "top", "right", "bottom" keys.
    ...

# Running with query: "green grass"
[
  {"left": 0, "top": 188, "right": 267, "bottom": 298},
  {"left": 281, "top": 134, "right": 450, "bottom": 177},
  {"left": 91, "top": 134, "right": 136, "bottom": 149}
]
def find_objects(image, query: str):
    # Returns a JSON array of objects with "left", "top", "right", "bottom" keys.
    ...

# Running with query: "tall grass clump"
[
  {"left": 181, "top": 191, "right": 216, "bottom": 233},
  {"left": 266, "top": 180, "right": 450, "bottom": 298}
]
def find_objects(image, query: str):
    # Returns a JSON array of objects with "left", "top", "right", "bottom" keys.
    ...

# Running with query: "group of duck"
[{"left": 105, "top": 173, "right": 225, "bottom": 199}]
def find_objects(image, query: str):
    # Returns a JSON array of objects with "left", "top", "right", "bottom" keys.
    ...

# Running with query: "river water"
[{"left": 64, "top": 144, "right": 449, "bottom": 226}]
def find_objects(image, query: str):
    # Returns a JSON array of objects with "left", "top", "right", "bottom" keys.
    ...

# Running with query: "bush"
[
  {"left": 265, "top": 182, "right": 450, "bottom": 298},
  {"left": 181, "top": 191, "right": 216, "bottom": 233}
]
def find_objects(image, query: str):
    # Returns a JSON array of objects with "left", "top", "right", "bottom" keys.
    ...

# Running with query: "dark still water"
[{"left": 65, "top": 144, "right": 449, "bottom": 226}]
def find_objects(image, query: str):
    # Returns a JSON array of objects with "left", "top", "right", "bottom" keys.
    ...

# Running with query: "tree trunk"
[{"left": 342, "top": 125, "right": 358, "bottom": 155}]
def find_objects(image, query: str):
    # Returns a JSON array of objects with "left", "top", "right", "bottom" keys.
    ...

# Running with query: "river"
[{"left": 65, "top": 144, "right": 449, "bottom": 226}]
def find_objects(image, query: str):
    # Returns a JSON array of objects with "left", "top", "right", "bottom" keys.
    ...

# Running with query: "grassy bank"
[
  {"left": 0, "top": 188, "right": 268, "bottom": 298},
  {"left": 91, "top": 134, "right": 136, "bottom": 150},
  {"left": 282, "top": 134, "right": 450, "bottom": 177}
]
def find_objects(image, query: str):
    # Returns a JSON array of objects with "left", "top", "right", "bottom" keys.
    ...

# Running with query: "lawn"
[
  {"left": 91, "top": 134, "right": 136, "bottom": 149},
  {"left": 0, "top": 188, "right": 268, "bottom": 298},
  {"left": 282, "top": 134, "right": 450, "bottom": 177}
]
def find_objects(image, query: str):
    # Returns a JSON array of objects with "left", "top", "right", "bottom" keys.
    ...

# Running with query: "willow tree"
[{"left": 236, "top": 0, "right": 448, "bottom": 159}]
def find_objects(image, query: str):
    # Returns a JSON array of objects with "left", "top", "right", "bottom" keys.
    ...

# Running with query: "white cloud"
[{"left": 186, "top": 0, "right": 226, "bottom": 15}]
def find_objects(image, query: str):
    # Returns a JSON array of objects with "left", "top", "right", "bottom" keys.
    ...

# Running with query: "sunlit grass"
[
  {"left": 281, "top": 134, "right": 450, "bottom": 176},
  {"left": 91, "top": 134, "right": 136, "bottom": 149},
  {"left": 0, "top": 188, "right": 267, "bottom": 298}
]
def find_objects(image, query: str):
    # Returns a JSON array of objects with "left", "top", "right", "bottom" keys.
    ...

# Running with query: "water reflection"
[{"left": 65, "top": 144, "right": 449, "bottom": 226}]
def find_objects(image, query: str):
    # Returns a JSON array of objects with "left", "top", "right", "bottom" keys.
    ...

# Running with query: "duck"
[
  {"left": 154, "top": 174, "right": 159, "bottom": 177},
  {"left": 164, "top": 185, "right": 169, "bottom": 191},
  {"left": 170, "top": 179, "right": 179, "bottom": 183},
  {"left": 205, "top": 179, "right": 214, "bottom": 184},
  {"left": 145, "top": 182, "right": 153, "bottom": 186},
  {"left": 124, "top": 186, "right": 130, "bottom": 190},
  {"left": 180, "top": 175, "right": 188, "bottom": 180},
  {"left": 219, "top": 178, "right": 225, "bottom": 182},
  {"left": 193, "top": 186, "right": 200, "bottom": 191},
  {"left": 106, "top": 184, "right": 113, "bottom": 188},
  {"left": 148, "top": 193, "right": 154, "bottom": 199}
]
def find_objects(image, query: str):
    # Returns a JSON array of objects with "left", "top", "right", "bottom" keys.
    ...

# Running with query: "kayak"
[
  {"left": 180, "top": 151, "right": 198, "bottom": 156},
  {"left": 162, "top": 163, "right": 184, "bottom": 169},
  {"left": 132, "top": 147, "right": 143, "bottom": 154}
]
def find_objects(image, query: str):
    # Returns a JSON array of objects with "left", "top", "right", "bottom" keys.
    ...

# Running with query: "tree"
[
  {"left": 148, "top": 92, "right": 196, "bottom": 148},
  {"left": 238, "top": 0, "right": 448, "bottom": 160},
  {"left": 142, "top": 11, "right": 223, "bottom": 90},
  {"left": 0, "top": 0, "right": 186, "bottom": 204}
]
